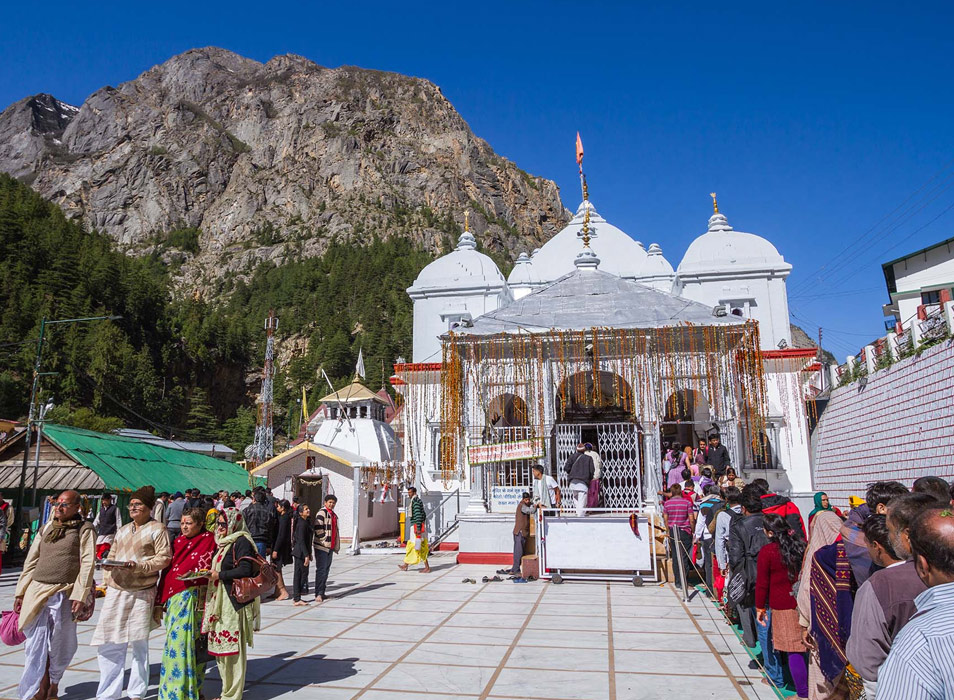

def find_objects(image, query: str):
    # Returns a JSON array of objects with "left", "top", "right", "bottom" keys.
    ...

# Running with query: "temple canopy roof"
[{"left": 452, "top": 268, "right": 744, "bottom": 336}]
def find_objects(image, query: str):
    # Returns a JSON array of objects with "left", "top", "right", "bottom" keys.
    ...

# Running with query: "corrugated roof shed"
[{"left": 40, "top": 424, "right": 253, "bottom": 492}]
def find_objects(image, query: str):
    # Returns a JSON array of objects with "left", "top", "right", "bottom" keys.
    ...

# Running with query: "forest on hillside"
[{"left": 0, "top": 174, "right": 434, "bottom": 452}]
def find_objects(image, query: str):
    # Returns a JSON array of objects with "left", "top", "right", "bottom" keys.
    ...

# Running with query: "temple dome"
[
  {"left": 409, "top": 231, "right": 507, "bottom": 296},
  {"left": 529, "top": 200, "right": 647, "bottom": 282},
  {"left": 637, "top": 243, "right": 675, "bottom": 277},
  {"left": 678, "top": 212, "right": 790, "bottom": 275},
  {"left": 507, "top": 252, "right": 541, "bottom": 287}
]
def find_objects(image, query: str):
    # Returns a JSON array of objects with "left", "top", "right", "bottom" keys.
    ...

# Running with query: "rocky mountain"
[{"left": 0, "top": 47, "right": 569, "bottom": 288}]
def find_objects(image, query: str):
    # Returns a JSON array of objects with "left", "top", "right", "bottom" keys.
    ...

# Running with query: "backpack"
[{"left": 703, "top": 500, "right": 728, "bottom": 536}]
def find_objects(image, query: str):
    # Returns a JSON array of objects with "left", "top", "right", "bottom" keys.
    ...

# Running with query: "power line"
[{"left": 790, "top": 159, "right": 954, "bottom": 296}]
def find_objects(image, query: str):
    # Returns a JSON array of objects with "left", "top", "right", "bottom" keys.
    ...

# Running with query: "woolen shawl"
[
  {"left": 201, "top": 508, "right": 261, "bottom": 656},
  {"left": 810, "top": 541, "right": 857, "bottom": 682},
  {"left": 796, "top": 511, "right": 843, "bottom": 622},
  {"left": 158, "top": 530, "right": 216, "bottom": 605}
]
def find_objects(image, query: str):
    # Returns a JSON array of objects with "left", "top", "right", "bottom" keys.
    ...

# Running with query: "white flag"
[{"left": 355, "top": 347, "right": 366, "bottom": 379}]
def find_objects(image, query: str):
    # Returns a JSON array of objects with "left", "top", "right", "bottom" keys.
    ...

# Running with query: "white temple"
[{"left": 394, "top": 193, "right": 816, "bottom": 559}]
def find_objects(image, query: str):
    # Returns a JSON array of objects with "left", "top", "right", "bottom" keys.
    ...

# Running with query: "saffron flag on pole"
[{"left": 575, "top": 132, "right": 584, "bottom": 166}]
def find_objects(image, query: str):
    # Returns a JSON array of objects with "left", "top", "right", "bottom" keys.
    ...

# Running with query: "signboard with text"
[
  {"left": 467, "top": 438, "right": 545, "bottom": 465},
  {"left": 490, "top": 485, "right": 526, "bottom": 513}
]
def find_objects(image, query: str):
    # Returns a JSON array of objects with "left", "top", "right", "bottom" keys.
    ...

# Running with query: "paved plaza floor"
[{"left": 0, "top": 553, "right": 779, "bottom": 699}]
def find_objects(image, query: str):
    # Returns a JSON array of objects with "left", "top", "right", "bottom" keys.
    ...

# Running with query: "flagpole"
[{"left": 576, "top": 132, "right": 585, "bottom": 202}]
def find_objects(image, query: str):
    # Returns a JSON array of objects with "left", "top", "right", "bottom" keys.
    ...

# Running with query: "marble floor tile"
[
  {"left": 405, "top": 641, "right": 510, "bottom": 667},
  {"left": 506, "top": 644, "right": 609, "bottom": 672},
  {"left": 371, "top": 662, "right": 498, "bottom": 695},
  {"left": 489, "top": 668, "right": 610, "bottom": 699}
]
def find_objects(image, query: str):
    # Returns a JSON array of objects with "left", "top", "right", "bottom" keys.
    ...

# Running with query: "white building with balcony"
[{"left": 882, "top": 235, "right": 954, "bottom": 325}]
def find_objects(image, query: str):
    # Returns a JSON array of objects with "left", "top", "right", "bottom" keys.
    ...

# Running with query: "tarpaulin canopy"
[{"left": 41, "top": 424, "right": 256, "bottom": 493}]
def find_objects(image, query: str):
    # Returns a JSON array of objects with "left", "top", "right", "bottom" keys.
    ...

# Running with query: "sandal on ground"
[
  {"left": 462, "top": 577, "right": 477, "bottom": 584},
  {"left": 398, "top": 564, "right": 409, "bottom": 571},
  {"left": 512, "top": 577, "right": 528, "bottom": 583},
  {"left": 496, "top": 568, "right": 511, "bottom": 575}
]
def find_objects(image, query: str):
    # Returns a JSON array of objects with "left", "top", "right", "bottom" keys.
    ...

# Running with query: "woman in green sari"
[
  {"left": 157, "top": 507, "right": 217, "bottom": 700},
  {"left": 202, "top": 507, "right": 261, "bottom": 700}
]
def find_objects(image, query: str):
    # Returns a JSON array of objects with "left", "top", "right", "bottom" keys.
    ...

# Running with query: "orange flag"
[{"left": 575, "top": 132, "right": 584, "bottom": 166}]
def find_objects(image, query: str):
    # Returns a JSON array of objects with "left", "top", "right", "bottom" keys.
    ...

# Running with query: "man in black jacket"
[
  {"left": 728, "top": 485, "right": 767, "bottom": 647},
  {"left": 728, "top": 484, "right": 783, "bottom": 685},
  {"left": 704, "top": 434, "right": 731, "bottom": 478},
  {"left": 564, "top": 444, "right": 594, "bottom": 516},
  {"left": 244, "top": 491, "right": 276, "bottom": 558}
]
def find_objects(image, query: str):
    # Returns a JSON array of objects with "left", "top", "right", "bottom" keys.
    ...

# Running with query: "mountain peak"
[{"left": 0, "top": 48, "right": 568, "bottom": 289}]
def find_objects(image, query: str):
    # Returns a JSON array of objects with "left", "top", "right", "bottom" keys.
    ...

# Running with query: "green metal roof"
[{"left": 43, "top": 424, "right": 254, "bottom": 493}]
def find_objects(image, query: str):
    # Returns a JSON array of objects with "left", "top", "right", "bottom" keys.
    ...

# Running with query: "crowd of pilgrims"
[
  {"left": 659, "top": 451, "right": 954, "bottom": 700},
  {"left": 12, "top": 484, "right": 340, "bottom": 700}
]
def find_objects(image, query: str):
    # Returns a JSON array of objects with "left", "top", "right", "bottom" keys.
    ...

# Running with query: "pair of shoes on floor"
[
  {"left": 481, "top": 575, "right": 503, "bottom": 583},
  {"left": 496, "top": 568, "right": 511, "bottom": 575},
  {"left": 512, "top": 577, "right": 528, "bottom": 583},
  {"left": 462, "top": 577, "right": 477, "bottom": 584}
]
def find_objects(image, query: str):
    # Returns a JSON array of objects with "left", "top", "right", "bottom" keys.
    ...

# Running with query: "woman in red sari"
[{"left": 156, "top": 507, "right": 217, "bottom": 700}]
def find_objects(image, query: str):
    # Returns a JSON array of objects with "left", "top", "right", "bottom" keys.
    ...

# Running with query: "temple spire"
[
  {"left": 710, "top": 192, "right": 719, "bottom": 214},
  {"left": 464, "top": 210, "right": 470, "bottom": 233}
]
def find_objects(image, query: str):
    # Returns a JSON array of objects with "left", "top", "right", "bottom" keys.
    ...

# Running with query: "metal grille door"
[{"left": 554, "top": 423, "right": 642, "bottom": 508}]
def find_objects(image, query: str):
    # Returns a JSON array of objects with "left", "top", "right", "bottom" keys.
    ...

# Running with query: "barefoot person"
[
  {"left": 93, "top": 485, "right": 172, "bottom": 700},
  {"left": 15, "top": 489, "right": 96, "bottom": 700},
  {"left": 399, "top": 487, "right": 430, "bottom": 573}
]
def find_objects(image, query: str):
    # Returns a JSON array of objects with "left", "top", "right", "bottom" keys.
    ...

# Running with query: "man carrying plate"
[{"left": 92, "top": 485, "right": 171, "bottom": 700}]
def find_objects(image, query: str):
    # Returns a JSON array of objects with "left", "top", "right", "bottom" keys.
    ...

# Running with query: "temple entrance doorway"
[
  {"left": 659, "top": 389, "right": 715, "bottom": 460},
  {"left": 553, "top": 371, "right": 643, "bottom": 507}
]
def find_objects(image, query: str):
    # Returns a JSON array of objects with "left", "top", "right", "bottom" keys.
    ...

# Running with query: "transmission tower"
[{"left": 249, "top": 311, "right": 278, "bottom": 468}]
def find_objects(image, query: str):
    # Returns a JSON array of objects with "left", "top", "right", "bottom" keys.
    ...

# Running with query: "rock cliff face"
[{"left": 0, "top": 47, "right": 569, "bottom": 287}]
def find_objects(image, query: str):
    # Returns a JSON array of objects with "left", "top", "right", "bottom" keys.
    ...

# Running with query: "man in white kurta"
[
  {"left": 15, "top": 489, "right": 96, "bottom": 700},
  {"left": 92, "top": 486, "right": 171, "bottom": 700}
]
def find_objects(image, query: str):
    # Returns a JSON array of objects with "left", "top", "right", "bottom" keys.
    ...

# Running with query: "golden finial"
[
  {"left": 583, "top": 178, "right": 589, "bottom": 202},
  {"left": 710, "top": 192, "right": 719, "bottom": 214},
  {"left": 464, "top": 210, "right": 470, "bottom": 232},
  {"left": 582, "top": 203, "right": 591, "bottom": 248}
]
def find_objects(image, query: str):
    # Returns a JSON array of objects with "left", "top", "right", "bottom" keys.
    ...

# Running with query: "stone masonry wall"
[{"left": 812, "top": 339, "right": 954, "bottom": 504}]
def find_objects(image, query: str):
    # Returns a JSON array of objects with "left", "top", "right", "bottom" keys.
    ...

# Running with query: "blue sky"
[{"left": 3, "top": 1, "right": 953, "bottom": 358}]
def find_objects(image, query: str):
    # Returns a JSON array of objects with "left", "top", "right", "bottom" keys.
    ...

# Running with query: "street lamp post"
[{"left": 13, "top": 315, "right": 120, "bottom": 556}]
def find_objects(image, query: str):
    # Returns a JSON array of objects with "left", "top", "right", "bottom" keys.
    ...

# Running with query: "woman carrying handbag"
[
  {"left": 156, "top": 507, "right": 217, "bottom": 700},
  {"left": 202, "top": 508, "right": 262, "bottom": 700}
]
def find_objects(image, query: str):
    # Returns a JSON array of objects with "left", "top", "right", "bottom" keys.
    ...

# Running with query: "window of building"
[{"left": 921, "top": 290, "right": 941, "bottom": 305}]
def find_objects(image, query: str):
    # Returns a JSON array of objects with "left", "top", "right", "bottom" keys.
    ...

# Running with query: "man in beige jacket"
[
  {"left": 92, "top": 485, "right": 171, "bottom": 700},
  {"left": 15, "top": 489, "right": 96, "bottom": 700}
]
